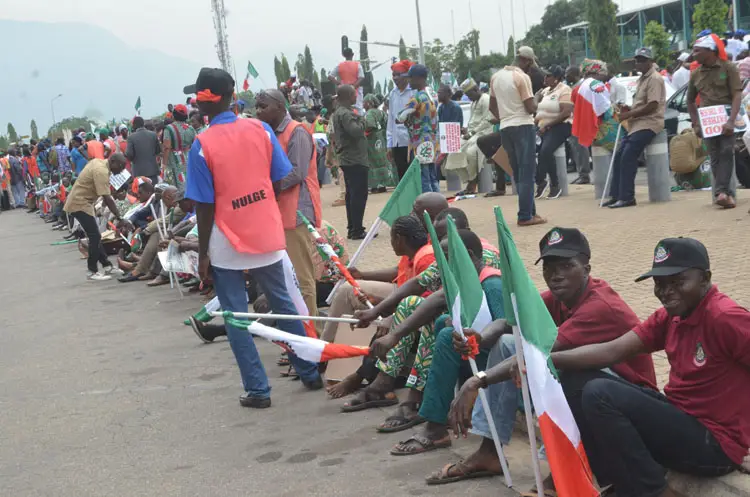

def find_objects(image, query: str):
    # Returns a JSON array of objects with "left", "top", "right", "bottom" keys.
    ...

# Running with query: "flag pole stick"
[
  {"left": 599, "top": 124, "right": 622, "bottom": 208},
  {"left": 210, "top": 310, "right": 372, "bottom": 325},
  {"left": 326, "top": 216, "right": 384, "bottom": 305},
  {"left": 510, "top": 293, "right": 545, "bottom": 497}
]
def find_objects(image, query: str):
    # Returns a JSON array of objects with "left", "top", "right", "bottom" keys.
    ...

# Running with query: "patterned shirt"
[
  {"left": 310, "top": 220, "right": 349, "bottom": 283},
  {"left": 397, "top": 89, "right": 438, "bottom": 149},
  {"left": 417, "top": 246, "right": 502, "bottom": 292},
  {"left": 55, "top": 144, "right": 71, "bottom": 172}
]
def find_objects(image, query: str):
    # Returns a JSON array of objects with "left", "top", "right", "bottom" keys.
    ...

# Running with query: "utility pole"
[
  {"left": 451, "top": 9, "right": 456, "bottom": 45},
  {"left": 50, "top": 94, "right": 62, "bottom": 129},
  {"left": 498, "top": 1, "right": 506, "bottom": 54},
  {"left": 469, "top": 0, "right": 475, "bottom": 30},
  {"left": 211, "top": 0, "right": 232, "bottom": 74},
  {"left": 415, "top": 0, "right": 425, "bottom": 64},
  {"left": 510, "top": 0, "right": 517, "bottom": 51}
]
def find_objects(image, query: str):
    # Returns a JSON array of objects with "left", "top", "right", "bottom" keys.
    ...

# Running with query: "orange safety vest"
[
  {"left": 479, "top": 266, "right": 502, "bottom": 282},
  {"left": 396, "top": 244, "right": 435, "bottom": 287},
  {"left": 105, "top": 138, "right": 117, "bottom": 157},
  {"left": 197, "top": 118, "right": 286, "bottom": 255},
  {"left": 59, "top": 183, "right": 67, "bottom": 203},
  {"left": 275, "top": 120, "right": 322, "bottom": 230},
  {"left": 480, "top": 238, "right": 500, "bottom": 256},
  {"left": 87, "top": 140, "right": 105, "bottom": 160},
  {"left": 337, "top": 61, "right": 361, "bottom": 85}
]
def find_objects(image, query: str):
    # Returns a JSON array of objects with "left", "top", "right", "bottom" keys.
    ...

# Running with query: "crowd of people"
[{"left": 1, "top": 30, "right": 749, "bottom": 497}]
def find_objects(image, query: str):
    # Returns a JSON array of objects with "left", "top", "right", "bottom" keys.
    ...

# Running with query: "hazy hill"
[{"left": 0, "top": 20, "right": 209, "bottom": 136}]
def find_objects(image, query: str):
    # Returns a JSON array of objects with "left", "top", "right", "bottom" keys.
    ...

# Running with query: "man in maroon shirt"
[
  {"left": 541, "top": 237, "right": 749, "bottom": 497},
  {"left": 427, "top": 228, "right": 657, "bottom": 486}
]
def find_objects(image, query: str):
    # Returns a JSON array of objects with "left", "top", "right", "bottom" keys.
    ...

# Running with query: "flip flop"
[
  {"left": 425, "top": 461, "right": 501, "bottom": 486},
  {"left": 341, "top": 389, "right": 398, "bottom": 413},
  {"left": 118, "top": 273, "right": 144, "bottom": 283},
  {"left": 377, "top": 402, "right": 424, "bottom": 433},
  {"left": 519, "top": 489, "right": 558, "bottom": 497},
  {"left": 390, "top": 434, "right": 452, "bottom": 456},
  {"left": 147, "top": 278, "right": 170, "bottom": 287}
]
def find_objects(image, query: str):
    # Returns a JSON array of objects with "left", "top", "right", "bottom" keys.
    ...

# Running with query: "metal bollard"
[
  {"left": 478, "top": 159, "right": 494, "bottom": 193},
  {"left": 592, "top": 146, "right": 612, "bottom": 199},
  {"left": 554, "top": 146, "right": 569, "bottom": 196},
  {"left": 645, "top": 130, "right": 671, "bottom": 202},
  {"left": 446, "top": 169, "right": 462, "bottom": 191}
]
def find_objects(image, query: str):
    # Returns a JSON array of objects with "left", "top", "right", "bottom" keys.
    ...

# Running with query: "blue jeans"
[
  {"left": 500, "top": 125, "right": 537, "bottom": 221},
  {"left": 11, "top": 182, "right": 25, "bottom": 207},
  {"left": 212, "top": 260, "right": 320, "bottom": 399},
  {"left": 420, "top": 163, "right": 439, "bottom": 192},
  {"left": 608, "top": 129, "right": 656, "bottom": 202}
]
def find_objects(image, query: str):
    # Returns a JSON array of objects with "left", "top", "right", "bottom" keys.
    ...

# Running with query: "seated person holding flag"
[
  {"left": 542, "top": 238, "right": 750, "bottom": 497},
  {"left": 436, "top": 227, "right": 657, "bottom": 489}
]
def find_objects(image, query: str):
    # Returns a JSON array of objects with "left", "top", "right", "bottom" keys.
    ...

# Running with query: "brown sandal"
[
  {"left": 390, "top": 433, "right": 451, "bottom": 456},
  {"left": 377, "top": 402, "right": 424, "bottom": 433},
  {"left": 425, "top": 460, "right": 501, "bottom": 485},
  {"left": 340, "top": 388, "right": 398, "bottom": 413}
]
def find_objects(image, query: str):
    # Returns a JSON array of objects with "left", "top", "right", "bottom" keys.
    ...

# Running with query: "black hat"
[
  {"left": 408, "top": 64, "right": 429, "bottom": 78},
  {"left": 535, "top": 227, "right": 591, "bottom": 264},
  {"left": 183, "top": 67, "right": 235, "bottom": 96},
  {"left": 635, "top": 237, "right": 710, "bottom": 282}
]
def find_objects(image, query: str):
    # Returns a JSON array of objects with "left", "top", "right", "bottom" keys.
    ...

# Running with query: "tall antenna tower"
[{"left": 211, "top": 0, "right": 232, "bottom": 73}]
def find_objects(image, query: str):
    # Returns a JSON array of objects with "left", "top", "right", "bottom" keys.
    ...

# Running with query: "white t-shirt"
[
  {"left": 490, "top": 66, "right": 535, "bottom": 128},
  {"left": 671, "top": 66, "right": 690, "bottom": 90},
  {"left": 209, "top": 224, "right": 284, "bottom": 270}
]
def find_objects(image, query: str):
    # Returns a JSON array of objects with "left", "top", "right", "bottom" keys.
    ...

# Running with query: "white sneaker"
[
  {"left": 87, "top": 271, "right": 112, "bottom": 281},
  {"left": 104, "top": 266, "right": 124, "bottom": 276}
]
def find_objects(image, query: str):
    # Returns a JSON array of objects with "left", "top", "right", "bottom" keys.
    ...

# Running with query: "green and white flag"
[
  {"left": 378, "top": 158, "right": 422, "bottom": 226},
  {"left": 134, "top": 96, "right": 142, "bottom": 114},
  {"left": 247, "top": 61, "right": 259, "bottom": 79}
]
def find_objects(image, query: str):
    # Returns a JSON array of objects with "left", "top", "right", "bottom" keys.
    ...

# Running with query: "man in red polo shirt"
[
  {"left": 432, "top": 228, "right": 657, "bottom": 487},
  {"left": 543, "top": 237, "right": 749, "bottom": 496},
  {"left": 185, "top": 68, "right": 323, "bottom": 409}
]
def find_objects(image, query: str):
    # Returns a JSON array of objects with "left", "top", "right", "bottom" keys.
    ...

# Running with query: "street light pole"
[
  {"left": 415, "top": 0, "right": 425, "bottom": 64},
  {"left": 50, "top": 93, "right": 63, "bottom": 129}
]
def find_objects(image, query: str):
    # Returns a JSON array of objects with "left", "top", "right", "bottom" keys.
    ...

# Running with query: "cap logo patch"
[
  {"left": 694, "top": 342, "right": 707, "bottom": 367},
  {"left": 548, "top": 231, "right": 563, "bottom": 246},
  {"left": 654, "top": 245, "right": 669, "bottom": 264}
]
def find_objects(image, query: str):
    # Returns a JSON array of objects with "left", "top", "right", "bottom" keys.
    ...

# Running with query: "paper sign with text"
[
  {"left": 439, "top": 122, "right": 462, "bottom": 154},
  {"left": 698, "top": 105, "right": 748, "bottom": 138}
]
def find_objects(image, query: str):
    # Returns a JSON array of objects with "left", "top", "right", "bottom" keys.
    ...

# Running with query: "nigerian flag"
[
  {"left": 378, "top": 158, "right": 422, "bottom": 226},
  {"left": 494, "top": 207, "right": 598, "bottom": 497},
  {"left": 134, "top": 96, "right": 142, "bottom": 112},
  {"left": 247, "top": 61, "right": 259, "bottom": 78}
]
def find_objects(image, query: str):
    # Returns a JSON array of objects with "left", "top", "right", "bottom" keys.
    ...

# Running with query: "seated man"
[
  {"left": 381, "top": 229, "right": 505, "bottom": 451},
  {"left": 434, "top": 227, "right": 657, "bottom": 488},
  {"left": 534, "top": 237, "right": 749, "bottom": 496},
  {"left": 329, "top": 207, "right": 501, "bottom": 401},
  {"left": 319, "top": 192, "right": 447, "bottom": 344}
]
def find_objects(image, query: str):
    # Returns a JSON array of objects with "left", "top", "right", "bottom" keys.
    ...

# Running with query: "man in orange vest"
[
  {"left": 184, "top": 68, "right": 323, "bottom": 408},
  {"left": 329, "top": 47, "right": 365, "bottom": 108},
  {"left": 255, "top": 89, "right": 323, "bottom": 327}
]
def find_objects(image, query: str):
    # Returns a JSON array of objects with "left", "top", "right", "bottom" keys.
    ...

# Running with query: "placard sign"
[
  {"left": 698, "top": 105, "right": 748, "bottom": 138},
  {"left": 439, "top": 122, "right": 462, "bottom": 154}
]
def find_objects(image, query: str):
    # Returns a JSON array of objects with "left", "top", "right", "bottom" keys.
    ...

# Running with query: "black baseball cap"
[
  {"left": 635, "top": 237, "right": 710, "bottom": 282},
  {"left": 183, "top": 67, "right": 235, "bottom": 96},
  {"left": 408, "top": 64, "right": 429, "bottom": 79},
  {"left": 535, "top": 227, "right": 591, "bottom": 264}
]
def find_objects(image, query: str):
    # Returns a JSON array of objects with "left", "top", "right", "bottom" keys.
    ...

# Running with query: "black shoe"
[
  {"left": 547, "top": 186, "right": 562, "bottom": 199},
  {"left": 608, "top": 199, "right": 636, "bottom": 209},
  {"left": 577, "top": 176, "right": 591, "bottom": 185},
  {"left": 189, "top": 316, "right": 226, "bottom": 343},
  {"left": 302, "top": 376, "right": 324, "bottom": 391},
  {"left": 348, "top": 231, "right": 367, "bottom": 240},
  {"left": 535, "top": 181, "right": 548, "bottom": 199},
  {"left": 601, "top": 198, "right": 618, "bottom": 207},
  {"left": 239, "top": 394, "right": 272, "bottom": 409}
]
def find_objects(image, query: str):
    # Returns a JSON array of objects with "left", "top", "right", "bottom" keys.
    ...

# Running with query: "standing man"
[
  {"left": 53, "top": 137, "right": 71, "bottom": 173},
  {"left": 63, "top": 153, "right": 129, "bottom": 281},
  {"left": 516, "top": 46, "right": 546, "bottom": 94},
  {"left": 126, "top": 116, "right": 161, "bottom": 184},
  {"left": 329, "top": 48, "right": 365, "bottom": 108},
  {"left": 184, "top": 67, "right": 323, "bottom": 409},
  {"left": 672, "top": 53, "right": 691, "bottom": 89},
  {"left": 332, "top": 85, "right": 369, "bottom": 240},
  {"left": 387, "top": 60, "right": 416, "bottom": 180},
  {"left": 566, "top": 65, "right": 591, "bottom": 185},
  {"left": 445, "top": 79, "right": 493, "bottom": 195},
  {"left": 604, "top": 48, "right": 666, "bottom": 209},
  {"left": 688, "top": 35, "right": 743, "bottom": 209},
  {"left": 397, "top": 64, "right": 439, "bottom": 193},
  {"left": 490, "top": 54, "right": 546, "bottom": 226},
  {"left": 8, "top": 149, "right": 26, "bottom": 208},
  {"left": 255, "top": 88, "right": 323, "bottom": 326}
]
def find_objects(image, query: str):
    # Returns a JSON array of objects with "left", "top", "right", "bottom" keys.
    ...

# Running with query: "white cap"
[{"left": 677, "top": 52, "right": 690, "bottom": 62}]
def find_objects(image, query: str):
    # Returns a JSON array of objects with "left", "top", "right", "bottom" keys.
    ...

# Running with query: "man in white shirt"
[
  {"left": 672, "top": 53, "right": 691, "bottom": 89},
  {"left": 387, "top": 60, "right": 416, "bottom": 179}
]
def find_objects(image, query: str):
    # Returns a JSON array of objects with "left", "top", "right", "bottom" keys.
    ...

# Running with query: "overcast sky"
[{"left": 4, "top": 0, "right": 649, "bottom": 97}]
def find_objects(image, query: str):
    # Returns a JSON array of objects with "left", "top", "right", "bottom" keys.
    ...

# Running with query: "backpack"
[{"left": 670, "top": 129, "right": 706, "bottom": 174}]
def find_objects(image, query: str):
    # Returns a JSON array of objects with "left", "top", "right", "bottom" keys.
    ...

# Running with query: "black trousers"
[
  {"left": 341, "top": 165, "right": 368, "bottom": 236},
  {"left": 71, "top": 211, "right": 112, "bottom": 273},
  {"left": 391, "top": 146, "right": 411, "bottom": 180},
  {"left": 561, "top": 370, "right": 736, "bottom": 497},
  {"left": 476, "top": 131, "right": 506, "bottom": 192}
]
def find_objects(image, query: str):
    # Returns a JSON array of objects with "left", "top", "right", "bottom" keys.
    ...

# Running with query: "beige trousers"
[
  {"left": 320, "top": 280, "right": 397, "bottom": 342},
  {"left": 285, "top": 224, "right": 318, "bottom": 324}
]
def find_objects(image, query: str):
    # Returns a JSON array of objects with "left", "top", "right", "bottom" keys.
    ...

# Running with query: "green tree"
[
  {"left": 30, "top": 120, "right": 39, "bottom": 141},
  {"left": 274, "top": 56, "right": 283, "bottom": 85},
  {"left": 7, "top": 123, "right": 18, "bottom": 142},
  {"left": 360, "top": 25, "right": 370, "bottom": 71},
  {"left": 312, "top": 70, "right": 320, "bottom": 89},
  {"left": 521, "top": 0, "right": 586, "bottom": 66},
  {"left": 692, "top": 0, "right": 728, "bottom": 36},
  {"left": 320, "top": 68, "right": 327, "bottom": 82},
  {"left": 0, "top": 135, "right": 9, "bottom": 151},
  {"left": 585, "top": 0, "right": 620, "bottom": 67},
  {"left": 280, "top": 54, "right": 292, "bottom": 82},
  {"left": 399, "top": 36, "right": 408, "bottom": 60},
  {"left": 643, "top": 21, "right": 671, "bottom": 68},
  {"left": 46, "top": 116, "right": 97, "bottom": 139},
  {"left": 303, "top": 45, "right": 315, "bottom": 82},
  {"left": 388, "top": 80, "right": 395, "bottom": 93},
  {"left": 507, "top": 37, "right": 515, "bottom": 58},
  {"left": 294, "top": 53, "right": 305, "bottom": 80},
  {"left": 375, "top": 81, "right": 383, "bottom": 96}
]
